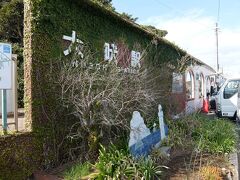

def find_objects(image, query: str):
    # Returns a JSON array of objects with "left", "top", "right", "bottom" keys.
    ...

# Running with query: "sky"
[{"left": 112, "top": 0, "right": 240, "bottom": 78}]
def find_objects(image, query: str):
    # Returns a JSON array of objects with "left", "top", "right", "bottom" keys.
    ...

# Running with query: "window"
[
  {"left": 224, "top": 80, "right": 240, "bottom": 99},
  {"left": 172, "top": 73, "right": 183, "bottom": 93},
  {"left": 198, "top": 74, "right": 204, "bottom": 98},
  {"left": 186, "top": 71, "right": 194, "bottom": 99},
  {"left": 206, "top": 77, "right": 211, "bottom": 96}
]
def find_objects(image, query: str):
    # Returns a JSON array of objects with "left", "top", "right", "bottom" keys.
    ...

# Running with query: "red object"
[{"left": 202, "top": 98, "right": 209, "bottom": 113}]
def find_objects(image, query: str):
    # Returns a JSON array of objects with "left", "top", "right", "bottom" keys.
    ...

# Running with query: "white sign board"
[{"left": 0, "top": 43, "right": 12, "bottom": 89}]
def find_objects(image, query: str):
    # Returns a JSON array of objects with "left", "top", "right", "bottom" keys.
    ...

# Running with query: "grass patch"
[
  {"left": 63, "top": 162, "right": 91, "bottom": 180},
  {"left": 193, "top": 117, "right": 237, "bottom": 153},
  {"left": 166, "top": 114, "right": 237, "bottom": 154}
]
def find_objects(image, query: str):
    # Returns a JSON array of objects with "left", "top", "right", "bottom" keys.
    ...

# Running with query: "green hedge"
[{"left": 0, "top": 133, "right": 43, "bottom": 180}]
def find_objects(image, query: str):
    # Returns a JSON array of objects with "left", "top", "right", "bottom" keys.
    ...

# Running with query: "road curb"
[{"left": 229, "top": 152, "right": 239, "bottom": 180}]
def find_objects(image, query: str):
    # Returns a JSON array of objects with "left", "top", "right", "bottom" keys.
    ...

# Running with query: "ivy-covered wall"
[
  {"left": 17, "top": 0, "right": 197, "bottom": 178},
  {"left": 25, "top": 0, "right": 187, "bottom": 127},
  {"left": 0, "top": 1, "right": 203, "bottom": 179}
]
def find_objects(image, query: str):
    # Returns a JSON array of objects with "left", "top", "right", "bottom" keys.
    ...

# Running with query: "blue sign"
[
  {"left": 3, "top": 45, "right": 10, "bottom": 54},
  {"left": 129, "top": 125, "right": 168, "bottom": 157}
]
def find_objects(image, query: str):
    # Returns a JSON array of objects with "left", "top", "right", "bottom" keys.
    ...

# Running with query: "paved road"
[{"left": 0, "top": 108, "right": 25, "bottom": 132}]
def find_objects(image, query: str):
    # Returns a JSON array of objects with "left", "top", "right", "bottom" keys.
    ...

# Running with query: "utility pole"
[{"left": 215, "top": 23, "right": 219, "bottom": 72}]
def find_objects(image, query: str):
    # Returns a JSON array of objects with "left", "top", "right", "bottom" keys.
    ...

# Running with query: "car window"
[{"left": 224, "top": 80, "right": 240, "bottom": 99}]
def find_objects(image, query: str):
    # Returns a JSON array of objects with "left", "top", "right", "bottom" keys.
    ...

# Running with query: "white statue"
[{"left": 128, "top": 111, "right": 150, "bottom": 147}]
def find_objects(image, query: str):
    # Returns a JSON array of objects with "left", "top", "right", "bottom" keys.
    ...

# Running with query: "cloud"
[{"left": 141, "top": 10, "right": 240, "bottom": 78}]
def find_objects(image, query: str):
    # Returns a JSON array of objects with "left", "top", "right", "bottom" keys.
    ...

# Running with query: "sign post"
[
  {"left": 0, "top": 43, "right": 12, "bottom": 133},
  {"left": 2, "top": 89, "right": 7, "bottom": 132}
]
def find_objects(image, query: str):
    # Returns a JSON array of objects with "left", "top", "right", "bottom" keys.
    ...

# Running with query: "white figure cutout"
[{"left": 128, "top": 111, "right": 150, "bottom": 147}]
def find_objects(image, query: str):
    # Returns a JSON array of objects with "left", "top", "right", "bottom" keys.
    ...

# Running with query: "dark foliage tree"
[
  {"left": 93, "top": 0, "right": 115, "bottom": 10},
  {"left": 0, "top": 0, "right": 23, "bottom": 44},
  {"left": 98, "top": 0, "right": 112, "bottom": 6},
  {"left": 143, "top": 25, "right": 168, "bottom": 37},
  {"left": 121, "top": 12, "right": 138, "bottom": 22}
]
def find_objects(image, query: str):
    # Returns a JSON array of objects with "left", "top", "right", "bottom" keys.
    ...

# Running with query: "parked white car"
[
  {"left": 215, "top": 78, "right": 240, "bottom": 120},
  {"left": 237, "top": 85, "right": 240, "bottom": 121}
]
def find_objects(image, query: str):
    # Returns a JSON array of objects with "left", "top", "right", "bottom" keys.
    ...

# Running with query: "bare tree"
[
  {"left": 57, "top": 48, "right": 158, "bottom": 131},
  {"left": 50, "top": 43, "right": 191, "bottom": 161}
]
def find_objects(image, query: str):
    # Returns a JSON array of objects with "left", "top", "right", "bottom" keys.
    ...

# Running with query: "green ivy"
[
  {"left": 22, "top": 0, "right": 200, "bottom": 179},
  {"left": 0, "top": 133, "right": 43, "bottom": 180}
]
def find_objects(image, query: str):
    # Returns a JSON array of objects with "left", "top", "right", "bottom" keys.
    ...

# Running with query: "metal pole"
[
  {"left": 215, "top": 23, "right": 219, "bottom": 72},
  {"left": 2, "top": 89, "right": 7, "bottom": 133},
  {"left": 13, "top": 54, "right": 18, "bottom": 131}
]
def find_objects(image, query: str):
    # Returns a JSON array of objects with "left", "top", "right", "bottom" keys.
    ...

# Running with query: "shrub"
[
  {"left": 165, "top": 114, "right": 200, "bottom": 148},
  {"left": 56, "top": 47, "right": 157, "bottom": 131}
]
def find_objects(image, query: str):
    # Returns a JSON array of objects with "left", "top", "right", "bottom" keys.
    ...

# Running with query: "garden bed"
[
  {"left": 161, "top": 114, "right": 238, "bottom": 179},
  {"left": 162, "top": 149, "right": 234, "bottom": 179},
  {"left": 32, "top": 114, "right": 238, "bottom": 179}
]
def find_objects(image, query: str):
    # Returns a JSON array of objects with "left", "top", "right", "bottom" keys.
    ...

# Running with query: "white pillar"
[{"left": 158, "top": 104, "right": 166, "bottom": 140}]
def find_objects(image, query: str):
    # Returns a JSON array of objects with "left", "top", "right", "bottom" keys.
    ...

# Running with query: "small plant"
[
  {"left": 138, "top": 158, "right": 164, "bottom": 180},
  {"left": 95, "top": 144, "right": 136, "bottom": 179},
  {"left": 150, "top": 147, "right": 169, "bottom": 165},
  {"left": 95, "top": 144, "right": 164, "bottom": 179},
  {"left": 63, "top": 162, "right": 91, "bottom": 180}
]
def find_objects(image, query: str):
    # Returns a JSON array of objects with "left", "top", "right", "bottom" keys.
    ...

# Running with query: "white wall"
[{"left": 185, "top": 65, "right": 215, "bottom": 114}]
